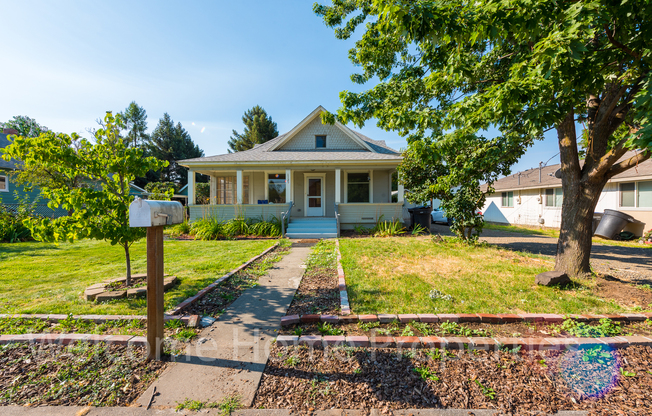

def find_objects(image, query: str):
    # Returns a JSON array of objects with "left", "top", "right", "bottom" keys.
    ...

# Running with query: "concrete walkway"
[{"left": 136, "top": 244, "right": 311, "bottom": 409}]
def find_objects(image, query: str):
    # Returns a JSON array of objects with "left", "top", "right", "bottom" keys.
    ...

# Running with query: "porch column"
[
  {"left": 285, "top": 168, "right": 292, "bottom": 202},
  {"left": 236, "top": 170, "right": 243, "bottom": 204},
  {"left": 397, "top": 172, "right": 404, "bottom": 203},
  {"left": 188, "top": 170, "right": 195, "bottom": 205},
  {"left": 335, "top": 168, "right": 341, "bottom": 204},
  {"left": 209, "top": 174, "right": 217, "bottom": 205}
]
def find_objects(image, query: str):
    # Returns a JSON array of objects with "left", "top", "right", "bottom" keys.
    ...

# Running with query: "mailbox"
[{"left": 129, "top": 197, "right": 184, "bottom": 228}]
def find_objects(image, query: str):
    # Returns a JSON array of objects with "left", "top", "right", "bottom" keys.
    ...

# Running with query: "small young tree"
[
  {"left": 399, "top": 131, "right": 519, "bottom": 241},
  {"left": 2, "top": 112, "right": 168, "bottom": 286}
]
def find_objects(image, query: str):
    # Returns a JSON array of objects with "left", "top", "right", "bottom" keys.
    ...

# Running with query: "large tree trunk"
[
  {"left": 554, "top": 113, "right": 607, "bottom": 277},
  {"left": 124, "top": 244, "right": 132, "bottom": 287}
]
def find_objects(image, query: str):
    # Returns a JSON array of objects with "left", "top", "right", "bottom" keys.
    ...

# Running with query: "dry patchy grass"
[{"left": 339, "top": 237, "right": 626, "bottom": 315}]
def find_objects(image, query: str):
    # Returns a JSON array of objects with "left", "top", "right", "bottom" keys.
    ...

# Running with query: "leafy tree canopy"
[
  {"left": 316, "top": 0, "right": 652, "bottom": 275},
  {"left": 1, "top": 116, "right": 49, "bottom": 137},
  {"left": 2, "top": 112, "right": 168, "bottom": 285},
  {"left": 144, "top": 181, "right": 176, "bottom": 201},
  {"left": 149, "top": 113, "right": 204, "bottom": 186},
  {"left": 228, "top": 106, "right": 279, "bottom": 152}
]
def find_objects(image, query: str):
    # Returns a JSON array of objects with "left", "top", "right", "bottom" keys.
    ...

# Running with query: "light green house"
[{"left": 178, "top": 106, "right": 406, "bottom": 238}]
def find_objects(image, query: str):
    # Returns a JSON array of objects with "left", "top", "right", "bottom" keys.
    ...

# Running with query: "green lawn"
[
  {"left": 339, "top": 237, "right": 629, "bottom": 315},
  {"left": 0, "top": 238, "right": 277, "bottom": 315}
]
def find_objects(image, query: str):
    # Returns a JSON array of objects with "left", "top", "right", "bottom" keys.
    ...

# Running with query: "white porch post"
[
  {"left": 335, "top": 168, "right": 341, "bottom": 204},
  {"left": 236, "top": 170, "right": 243, "bottom": 204},
  {"left": 397, "top": 172, "right": 405, "bottom": 203},
  {"left": 285, "top": 168, "right": 292, "bottom": 202},
  {"left": 209, "top": 174, "right": 217, "bottom": 205},
  {"left": 188, "top": 170, "right": 195, "bottom": 205}
]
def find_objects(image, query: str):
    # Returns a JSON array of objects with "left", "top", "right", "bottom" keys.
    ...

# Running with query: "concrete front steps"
[{"left": 286, "top": 217, "right": 338, "bottom": 239}]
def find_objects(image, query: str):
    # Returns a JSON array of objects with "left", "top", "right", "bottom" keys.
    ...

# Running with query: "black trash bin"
[
  {"left": 594, "top": 209, "right": 634, "bottom": 239},
  {"left": 408, "top": 206, "right": 432, "bottom": 231}
]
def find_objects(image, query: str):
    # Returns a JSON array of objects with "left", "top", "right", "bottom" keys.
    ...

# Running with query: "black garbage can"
[
  {"left": 409, "top": 206, "right": 432, "bottom": 231},
  {"left": 594, "top": 209, "right": 634, "bottom": 239}
]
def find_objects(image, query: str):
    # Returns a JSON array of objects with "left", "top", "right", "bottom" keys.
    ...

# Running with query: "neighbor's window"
[
  {"left": 545, "top": 188, "right": 563, "bottom": 207},
  {"left": 0, "top": 175, "right": 7, "bottom": 192},
  {"left": 268, "top": 173, "right": 286, "bottom": 203},
  {"left": 501, "top": 191, "right": 513, "bottom": 207},
  {"left": 315, "top": 135, "right": 326, "bottom": 148},
  {"left": 216, "top": 176, "right": 249, "bottom": 204},
  {"left": 621, "top": 181, "right": 652, "bottom": 208},
  {"left": 347, "top": 172, "right": 370, "bottom": 203}
]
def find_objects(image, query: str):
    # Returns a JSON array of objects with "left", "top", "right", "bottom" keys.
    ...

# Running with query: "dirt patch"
[
  {"left": 254, "top": 344, "right": 652, "bottom": 414},
  {"left": 286, "top": 244, "right": 339, "bottom": 316},
  {"left": 0, "top": 342, "right": 165, "bottom": 406},
  {"left": 181, "top": 246, "right": 290, "bottom": 317},
  {"left": 593, "top": 274, "right": 652, "bottom": 310},
  {"left": 280, "top": 320, "right": 652, "bottom": 339}
]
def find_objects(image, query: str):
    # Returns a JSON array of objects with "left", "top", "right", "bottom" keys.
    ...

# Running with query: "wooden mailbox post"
[{"left": 129, "top": 197, "right": 183, "bottom": 360}]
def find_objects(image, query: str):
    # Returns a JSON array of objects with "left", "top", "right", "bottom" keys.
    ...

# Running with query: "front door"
[{"left": 306, "top": 177, "right": 323, "bottom": 216}]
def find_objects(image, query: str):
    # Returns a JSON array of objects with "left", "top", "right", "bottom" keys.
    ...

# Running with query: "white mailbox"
[{"left": 129, "top": 197, "right": 184, "bottom": 227}]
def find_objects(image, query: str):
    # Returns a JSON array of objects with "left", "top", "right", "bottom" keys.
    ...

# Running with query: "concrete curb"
[
  {"left": 167, "top": 241, "right": 280, "bottom": 315},
  {"left": 0, "top": 333, "right": 147, "bottom": 346},
  {"left": 280, "top": 312, "right": 652, "bottom": 327},
  {"left": 334, "top": 239, "right": 350, "bottom": 315},
  {"left": 275, "top": 334, "right": 652, "bottom": 350}
]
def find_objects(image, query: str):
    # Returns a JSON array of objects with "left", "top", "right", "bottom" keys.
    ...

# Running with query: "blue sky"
[{"left": 1, "top": 0, "right": 561, "bottom": 174}]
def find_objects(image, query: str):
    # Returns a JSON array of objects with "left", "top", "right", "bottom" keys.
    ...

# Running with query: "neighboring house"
[
  {"left": 178, "top": 106, "right": 405, "bottom": 238},
  {"left": 481, "top": 151, "right": 652, "bottom": 236},
  {"left": 1, "top": 129, "right": 148, "bottom": 217}
]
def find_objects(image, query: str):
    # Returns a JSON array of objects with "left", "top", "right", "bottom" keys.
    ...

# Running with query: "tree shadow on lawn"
[{"left": 0, "top": 242, "right": 63, "bottom": 257}]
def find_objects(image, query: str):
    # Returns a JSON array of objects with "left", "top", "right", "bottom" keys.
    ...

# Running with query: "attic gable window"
[
  {"left": 0, "top": 175, "right": 7, "bottom": 192},
  {"left": 315, "top": 135, "right": 326, "bottom": 148}
]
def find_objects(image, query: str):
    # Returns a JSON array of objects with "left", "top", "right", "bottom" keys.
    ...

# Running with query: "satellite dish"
[{"left": 554, "top": 169, "right": 562, "bottom": 179}]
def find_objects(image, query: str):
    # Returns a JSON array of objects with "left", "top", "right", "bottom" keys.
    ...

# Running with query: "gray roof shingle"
[{"left": 483, "top": 150, "right": 652, "bottom": 192}]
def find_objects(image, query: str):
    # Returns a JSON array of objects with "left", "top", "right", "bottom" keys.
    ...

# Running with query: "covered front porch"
[{"left": 186, "top": 167, "right": 406, "bottom": 234}]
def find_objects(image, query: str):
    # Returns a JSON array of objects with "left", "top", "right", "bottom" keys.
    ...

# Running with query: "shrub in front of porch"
[{"left": 188, "top": 216, "right": 282, "bottom": 239}]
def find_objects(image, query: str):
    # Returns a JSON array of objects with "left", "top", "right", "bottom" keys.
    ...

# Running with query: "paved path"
[
  {"left": 136, "top": 244, "right": 311, "bottom": 409},
  {"left": 432, "top": 224, "right": 652, "bottom": 280}
]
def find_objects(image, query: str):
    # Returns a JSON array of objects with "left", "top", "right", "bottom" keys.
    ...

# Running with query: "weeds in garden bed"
[
  {"left": 0, "top": 342, "right": 164, "bottom": 406},
  {"left": 0, "top": 315, "right": 145, "bottom": 336}
]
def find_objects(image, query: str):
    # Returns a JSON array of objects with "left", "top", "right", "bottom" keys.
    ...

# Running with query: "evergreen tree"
[
  {"left": 120, "top": 101, "right": 149, "bottom": 148},
  {"left": 149, "top": 113, "right": 204, "bottom": 186},
  {"left": 228, "top": 106, "right": 279, "bottom": 152}
]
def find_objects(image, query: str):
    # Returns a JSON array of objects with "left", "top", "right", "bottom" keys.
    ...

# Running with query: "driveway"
[{"left": 431, "top": 224, "right": 652, "bottom": 283}]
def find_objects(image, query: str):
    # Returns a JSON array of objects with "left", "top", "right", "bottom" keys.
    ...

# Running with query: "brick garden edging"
[
  {"left": 0, "top": 313, "right": 199, "bottom": 327},
  {"left": 0, "top": 333, "right": 147, "bottom": 346},
  {"left": 166, "top": 241, "right": 281, "bottom": 315},
  {"left": 334, "top": 240, "right": 351, "bottom": 315},
  {"left": 275, "top": 334, "right": 652, "bottom": 350},
  {"left": 280, "top": 312, "right": 652, "bottom": 326}
]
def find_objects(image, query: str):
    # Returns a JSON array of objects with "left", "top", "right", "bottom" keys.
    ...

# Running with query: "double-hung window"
[
  {"left": 267, "top": 173, "right": 286, "bottom": 203},
  {"left": 545, "top": 188, "right": 563, "bottom": 207},
  {"left": 347, "top": 173, "right": 370, "bottom": 203},
  {"left": 0, "top": 175, "right": 7, "bottom": 192},
  {"left": 621, "top": 181, "right": 652, "bottom": 208},
  {"left": 501, "top": 191, "right": 514, "bottom": 207},
  {"left": 216, "top": 176, "right": 249, "bottom": 204}
]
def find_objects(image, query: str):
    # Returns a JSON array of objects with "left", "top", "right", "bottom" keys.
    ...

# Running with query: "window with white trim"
[
  {"left": 501, "top": 191, "right": 513, "bottom": 207},
  {"left": 216, "top": 176, "right": 249, "bottom": 204},
  {"left": 347, "top": 172, "right": 370, "bottom": 203},
  {"left": 0, "top": 175, "right": 7, "bottom": 192},
  {"left": 620, "top": 181, "right": 652, "bottom": 208},
  {"left": 545, "top": 188, "right": 563, "bottom": 207},
  {"left": 267, "top": 173, "right": 286, "bottom": 203}
]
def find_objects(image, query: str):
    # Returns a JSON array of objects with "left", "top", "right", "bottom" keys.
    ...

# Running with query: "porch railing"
[
  {"left": 281, "top": 201, "right": 294, "bottom": 238},
  {"left": 334, "top": 202, "right": 341, "bottom": 237}
]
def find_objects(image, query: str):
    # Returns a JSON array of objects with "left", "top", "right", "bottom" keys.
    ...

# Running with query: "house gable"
[
  {"left": 277, "top": 116, "right": 367, "bottom": 151},
  {"left": 269, "top": 106, "right": 375, "bottom": 153}
]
